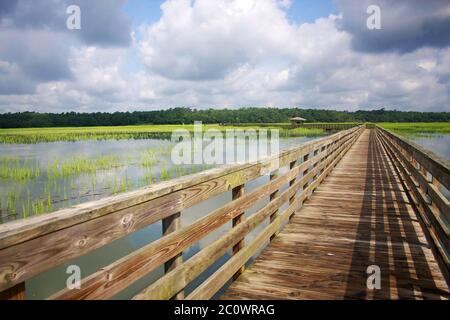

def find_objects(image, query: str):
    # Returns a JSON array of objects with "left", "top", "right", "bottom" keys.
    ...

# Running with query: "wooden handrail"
[
  {"left": 135, "top": 128, "right": 361, "bottom": 300},
  {"left": 376, "top": 126, "right": 450, "bottom": 280},
  {"left": 377, "top": 127, "right": 449, "bottom": 190},
  {"left": 0, "top": 125, "right": 363, "bottom": 299},
  {"left": 303, "top": 123, "right": 360, "bottom": 130}
]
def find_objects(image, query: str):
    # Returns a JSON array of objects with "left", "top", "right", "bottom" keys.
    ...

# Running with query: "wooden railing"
[
  {"left": 0, "top": 126, "right": 364, "bottom": 300},
  {"left": 220, "top": 123, "right": 361, "bottom": 130},
  {"left": 303, "top": 123, "right": 360, "bottom": 131},
  {"left": 376, "top": 126, "right": 450, "bottom": 280}
]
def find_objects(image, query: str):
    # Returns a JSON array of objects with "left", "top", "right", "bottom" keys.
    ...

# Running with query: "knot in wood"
[
  {"left": 121, "top": 214, "right": 134, "bottom": 227},
  {"left": 77, "top": 236, "right": 88, "bottom": 248},
  {"left": 8, "top": 272, "right": 17, "bottom": 281}
]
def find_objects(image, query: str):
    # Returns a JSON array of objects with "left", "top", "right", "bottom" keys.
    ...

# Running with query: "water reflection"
[
  {"left": 407, "top": 134, "right": 450, "bottom": 200},
  {"left": 410, "top": 134, "right": 450, "bottom": 160}
]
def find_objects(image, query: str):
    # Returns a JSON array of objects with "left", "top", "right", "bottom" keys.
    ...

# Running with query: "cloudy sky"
[{"left": 1, "top": 0, "right": 450, "bottom": 113}]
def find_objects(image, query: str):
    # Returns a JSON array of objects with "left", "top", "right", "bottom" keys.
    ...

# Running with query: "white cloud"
[
  {"left": 0, "top": 0, "right": 449, "bottom": 113},
  {"left": 136, "top": 0, "right": 450, "bottom": 111},
  {"left": 69, "top": 47, "right": 129, "bottom": 97},
  {"left": 139, "top": 0, "right": 297, "bottom": 80}
]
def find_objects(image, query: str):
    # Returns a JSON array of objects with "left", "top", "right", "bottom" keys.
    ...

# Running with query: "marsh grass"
[
  {"left": 378, "top": 122, "right": 450, "bottom": 136},
  {"left": 140, "top": 150, "right": 157, "bottom": 168},
  {"left": 0, "top": 156, "right": 40, "bottom": 181},
  {"left": 1, "top": 141, "right": 202, "bottom": 220},
  {"left": 0, "top": 125, "right": 196, "bottom": 144},
  {"left": 280, "top": 127, "right": 325, "bottom": 137},
  {"left": 46, "top": 155, "right": 122, "bottom": 179},
  {"left": 0, "top": 124, "right": 326, "bottom": 144},
  {"left": 160, "top": 160, "right": 171, "bottom": 181}
]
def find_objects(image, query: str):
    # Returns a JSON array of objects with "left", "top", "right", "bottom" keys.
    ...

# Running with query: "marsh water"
[
  {"left": 408, "top": 134, "right": 450, "bottom": 201},
  {"left": 409, "top": 134, "right": 450, "bottom": 159},
  {"left": 1, "top": 132, "right": 448, "bottom": 299}
]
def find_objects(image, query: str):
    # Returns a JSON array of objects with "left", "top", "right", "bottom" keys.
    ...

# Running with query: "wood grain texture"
[
  {"left": 377, "top": 127, "right": 450, "bottom": 190},
  {"left": 222, "top": 129, "right": 450, "bottom": 300},
  {"left": 232, "top": 184, "right": 245, "bottom": 280},
  {"left": 269, "top": 169, "right": 280, "bottom": 241},
  {"left": 377, "top": 129, "right": 449, "bottom": 234},
  {"left": 377, "top": 129, "right": 450, "bottom": 279},
  {"left": 0, "top": 282, "right": 25, "bottom": 300},
  {"left": 162, "top": 212, "right": 184, "bottom": 300}
]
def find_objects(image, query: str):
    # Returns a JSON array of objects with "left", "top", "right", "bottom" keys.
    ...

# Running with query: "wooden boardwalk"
[
  {"left": 223, "top": 129, "right": 450, "bottom": 300},
  {"left": 1, "top": 126, "right": 448, "bottom": 300}
]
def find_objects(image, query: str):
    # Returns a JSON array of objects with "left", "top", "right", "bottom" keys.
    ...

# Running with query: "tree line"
[{"left": 0, "top": 108, "right": 449, "bottom": 128}]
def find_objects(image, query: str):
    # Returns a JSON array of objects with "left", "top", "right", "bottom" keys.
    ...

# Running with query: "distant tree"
[{"left": 0, "top": 107, "right": 449, "bottom": 128}]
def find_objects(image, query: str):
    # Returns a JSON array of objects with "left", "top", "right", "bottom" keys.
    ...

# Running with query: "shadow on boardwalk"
[
  {"left": 344, "top": 130, "right": 444, "bottom": 299},
  {"left": 222, "top": 129, "right": 449, "bottom": 300}
]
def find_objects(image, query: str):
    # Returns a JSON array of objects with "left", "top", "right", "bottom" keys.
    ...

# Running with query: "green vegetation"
[
  {"left": 140, "top": 149, "right": 158, "bottom": 168},
  {"left": 0, "top": 107, "right": 449, "bottom": 129},
  {"left": 0, "top": 140, "right": 228, "bottom": 221},
  {"left": 378, "top": 122, "right": 450, "bottom": 136},
  {"left": 0, "top": 157, "right": 40, "bottom": 181},
  {"left": 0, "top": 125, "right": 178, "bottom": 144},
  {"left": 46, "top": 155, "right": 121, "bottom": 179},
  {"left": 283, "top": 127, "right": 325, "bottom": 137},
  {"left": 0, "top": 124, "right": 325, "bottom": 144}
]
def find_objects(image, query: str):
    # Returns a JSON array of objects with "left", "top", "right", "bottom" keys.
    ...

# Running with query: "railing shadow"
[{"left": 343, "top": 129, "right": 442, "bottom": 299}]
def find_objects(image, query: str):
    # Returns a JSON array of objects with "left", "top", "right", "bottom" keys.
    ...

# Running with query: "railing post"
[
  {"left": 302, "top": 153, "right": 310, "bottom": 204},
  {"left": 319, "top": 145, "right": 327, "bottom": 175},
  {"left": 0, "top": 282, "right": 25, "bottom": 300},
  {"left": 289, "top": 160, "right": 297, "bottom": 220},
  {"left": 269, "top": 170, "right": 280, "bottom": 241},
  {"left": 162, "top": 212, "right": 184, "bottom": 300},
  {"left": 232, "top": 184, "right": 245, "bottom": 280}
]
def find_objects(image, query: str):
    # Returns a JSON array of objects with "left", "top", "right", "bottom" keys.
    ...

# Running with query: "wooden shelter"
[{"left": 290, "top": 116, "right": 306, "bottom": 127}]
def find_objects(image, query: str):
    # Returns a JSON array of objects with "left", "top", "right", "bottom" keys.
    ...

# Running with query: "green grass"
[
  {"left": 283, "top": 127, "right": 324, "bottom": 137},
  {"left": 0, "top": 141, "right": 220, "bottom": 220},
  {"left": 0, "top": 156, "right": 40, "bottom": 181},
  {"left": 0, "top": 125, "right": 184, "bottom": 144},
  {"left": 140, "top": 149, "right": 158, "bottom": 168},
  {"left": 0, "top": 124, "right": 326, "bottom": 144},
  {"left": 378, "top": 122, "right": 450, "bottom": 136},
  {"left": 9, "top": 122, "right": 447, "bottom": 145},
  {"left": 46, "top": 155, "right": 122, "bottom": 179}
]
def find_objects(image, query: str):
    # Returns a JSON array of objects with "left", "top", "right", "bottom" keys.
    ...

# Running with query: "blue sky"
[
  {"left": 1, "top": 0, "right": 450, "bottom": 112},
  {"left": 124, "top": 0, "right": 337, "bottom": 26},
  {"left": 287, "top": 0, "right": 337, "bottom": 23},
  {"left": 124, "top": 0, "right": 166, "bottom": 27}
]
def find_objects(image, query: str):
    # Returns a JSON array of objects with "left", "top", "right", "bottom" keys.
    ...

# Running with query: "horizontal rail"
[
  {"left": 219, "top": 123, "right": 361, "bottom": 130},
  {"left": 302, "top": 123, "right": 360, "bottom": 130},
  {"left": 376, "top": 126, "right": 450, "bottom": 279},
  {"left": 377, "top": 127, "right": 450, "bottom": 190},
  {"left": 0, "top": 125, "right": 363, "bottom": 298}
]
